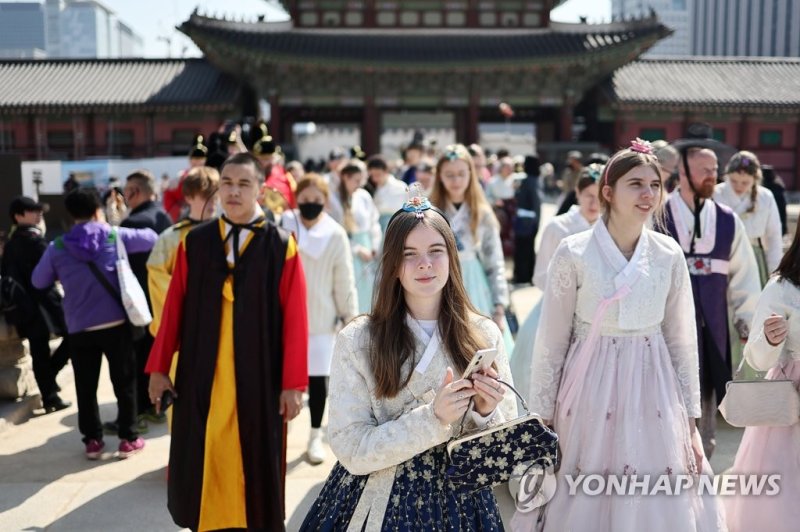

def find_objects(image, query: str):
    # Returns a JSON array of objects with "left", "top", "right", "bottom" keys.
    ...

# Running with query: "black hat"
[
  {"left": 349, "top": 145, "right": 366, "bottom": 161},
  {"left": 189, "top": 134, "right": 208, "bottom": 159},
  {"left": 252, "top": 123, "right": 277, "bottom": 156},
  {"left": 671, "top": 123, "right": 735, "bottom": 163},
  {"left": 9, "top": 195, "right": 44, "bottom": 222}
]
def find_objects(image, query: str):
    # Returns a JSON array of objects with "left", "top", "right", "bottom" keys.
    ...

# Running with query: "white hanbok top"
[
  {"left": 529, "top": 219, "right": 702, "bottom": 419},
  {"left": 328, "top": 314, "right": 517, "bottom": 531},
  {"left": 485, "top": 175, "right": 516, "bottom": 203},
  {"left": 446, "top": 203, "right": 510, "bottom": 307},
  {"left": 670, "top": 193, "right": 761, "bottom": 327},
  {"left": 373, "top": 176, "right": 408, "bottom": 217},
  {"left": 327, "top": 188, "right": 382, "bottom": 253},
  {"left": 281, "top": 211, "right": 358, "bottom": 335},
  {"left": 714, "top": 182, "right": 783, "bottom": 271},
  {"left": 745, "top": 277, "right": 800, "bottom": 371},
  {"left": 533, "top": 205, "right": 593, "bottom": 290}
]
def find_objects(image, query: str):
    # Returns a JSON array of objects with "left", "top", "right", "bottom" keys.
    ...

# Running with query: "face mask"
[{"left": 298, "top": 202, "right": 324, "bottom": 221}]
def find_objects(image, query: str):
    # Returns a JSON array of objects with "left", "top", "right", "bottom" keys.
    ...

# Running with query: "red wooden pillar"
[
  {"left": 738, "top": 114, "right": 748, "bottom": 149},
  {"left": 362, "top": 95, "right": 379, "bottom": 156},
  {"left": 466, "top": 92, "right": 479, "bottom": 145},
  {"left": 794, "top": 119, "right": 800, "bottom": 190},
  {"left": 559, "top": 101, "right": 573, "bottom": 142},
  {"left": 269, "top": 93, "right": 281, "bottom": 143}
]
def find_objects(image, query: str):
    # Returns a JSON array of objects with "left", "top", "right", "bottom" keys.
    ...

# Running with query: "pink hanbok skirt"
[
  {"left": 723, "top": 358, "right": 800, "bottom": 532},
  {"left": 512, "top": 331, "right": 727, "bottom": 531}
]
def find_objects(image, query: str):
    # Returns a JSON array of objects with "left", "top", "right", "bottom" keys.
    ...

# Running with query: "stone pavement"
[{"left": 0, "top": 201, "right": 749, "bottom": 531}]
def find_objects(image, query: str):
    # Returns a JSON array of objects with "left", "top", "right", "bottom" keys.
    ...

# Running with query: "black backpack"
[{"left": 0, "top": 275, "right": 32, "bottom": 324}]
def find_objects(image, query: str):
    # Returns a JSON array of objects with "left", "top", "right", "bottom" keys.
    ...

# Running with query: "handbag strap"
[
  {"left": 455, "top": 378, "right": 531, "bottom": 438},
  {"left": 84, "top": 229, "right": 125, "bottom": 312},
  {"left": 733, "top": 352, "right": 790, "bottom": 381}
]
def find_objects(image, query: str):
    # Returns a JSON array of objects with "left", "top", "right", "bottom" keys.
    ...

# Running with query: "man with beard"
[{"left": 661, "top": 135, "right": 760, "bottom": 458}]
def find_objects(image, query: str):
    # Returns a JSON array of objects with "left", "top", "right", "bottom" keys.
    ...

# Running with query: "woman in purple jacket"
[{"left": 33, "top": 188, "right": 157, "bottom": 460}]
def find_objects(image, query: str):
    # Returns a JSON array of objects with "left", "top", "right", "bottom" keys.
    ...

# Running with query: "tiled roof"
[
  {"left": 608, "top": 57, "right": 800, "bottom": 110},
  {"left": 180, "top": 14, "right": 671, "bottom": 69},
  {"left": 0, "top": 58, "right": 239, "bottom": 113}
]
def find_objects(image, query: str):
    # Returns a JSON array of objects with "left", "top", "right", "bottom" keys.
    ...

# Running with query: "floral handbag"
[{"left": 445, "top": 380, "right": 559, "bottom": 494}]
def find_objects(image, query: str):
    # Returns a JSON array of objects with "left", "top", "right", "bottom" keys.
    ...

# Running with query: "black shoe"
[{"left": 42, "top": 396, "right": 71, "bottom": 413}]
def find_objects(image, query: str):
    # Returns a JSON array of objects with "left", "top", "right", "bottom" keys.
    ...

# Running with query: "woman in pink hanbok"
[
  {"left": 512, "top": 140, "right": 726, "bottom": 531},
  {"left": 723, "top": 222, "right": 800, "bottom": 532}
]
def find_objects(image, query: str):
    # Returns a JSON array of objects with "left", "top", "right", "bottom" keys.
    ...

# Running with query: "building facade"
[
  {"left": 0, "top": 59, "right": 239, "bottom": 161},
  {"left": 613, "top": 0, "right": 690, "bottom": 56},
  {"left": 0, "top": 0, "right": 143, "bottom": 59},
  {"left": 692, "top": 0, "right": 800, "bottom": 57}
]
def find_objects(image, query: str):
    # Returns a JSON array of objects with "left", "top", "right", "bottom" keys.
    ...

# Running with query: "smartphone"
[
  {"left": 461, "top": 348, "right": 498, "bottom": 379},
  {"left": 160, "top": 390, "right": 176, "bottom": 412}
]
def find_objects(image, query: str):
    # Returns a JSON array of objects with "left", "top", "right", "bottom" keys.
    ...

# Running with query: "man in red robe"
[{"left": 147, "top": 152, "right": 308, "bottom": 531}]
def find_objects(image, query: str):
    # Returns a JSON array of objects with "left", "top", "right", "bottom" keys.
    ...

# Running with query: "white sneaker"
[{"left": 307, "top": 428, "right": 326, "bottom": 465}]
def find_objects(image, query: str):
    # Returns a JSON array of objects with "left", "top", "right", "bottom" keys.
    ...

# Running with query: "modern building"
[
  {"left": 0, "top": 0, "right": 143, "bottom": 59},
  {"left": 614, "top": 0, "right": 800, "bottom": 57},
  {"left": 612, "top": 0, "right": 690, "bottom": 56},
  {"left": 691, "top": 0, "right": 800, "bottom": 57},
  {"left": 0, "top": 3, "right": 48, "bottom": 58}
]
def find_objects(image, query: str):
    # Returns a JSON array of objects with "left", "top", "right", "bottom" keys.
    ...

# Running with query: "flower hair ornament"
[
  {"left": 386, "top": 183, "right": 451, "bottom": 228},
  {"left": 402, "top": 184, "right": 432, "bottom": 219},
  {"left": 603, "top": 138, "right": 656, "bottom": 185}
]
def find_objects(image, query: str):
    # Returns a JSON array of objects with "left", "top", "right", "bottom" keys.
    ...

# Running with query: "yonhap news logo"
[{"left": 513, "top": 470, "right": 781, "bottom": 513}]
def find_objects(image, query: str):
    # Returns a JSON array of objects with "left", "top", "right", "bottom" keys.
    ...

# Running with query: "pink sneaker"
[
  {"left": 118, "top": 437, "right": 145, "bottom": 459},
  {"left": 85, "top": 439, "right": 105, "bottom": 460}
]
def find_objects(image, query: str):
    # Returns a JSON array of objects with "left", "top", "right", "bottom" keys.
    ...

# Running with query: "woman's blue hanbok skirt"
[
  {"left": 300, "top": 444, "right": 503, "bottom": 531},
  {"left": 351, "top": 231, "right": 377, "bottom": 314}
]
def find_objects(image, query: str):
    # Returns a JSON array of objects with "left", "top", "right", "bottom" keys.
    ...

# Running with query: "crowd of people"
[{"left": 0, "top": 120, "right": 797, "bottom": 531}]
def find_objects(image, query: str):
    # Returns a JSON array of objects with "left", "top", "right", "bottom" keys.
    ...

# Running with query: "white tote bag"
[{"left": 114, "top": 229, "right": 152, "bottom": 327}]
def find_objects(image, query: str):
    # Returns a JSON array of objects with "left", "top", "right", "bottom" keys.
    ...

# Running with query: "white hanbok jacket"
[
  {"left": 745, "top": 277, "right": 800, "bottom": 371},
  {"left": 714, "top": 182, "right": 783, "bottom": 271},
  {"left": 529, "top": 220, "right": 702, "bottom": 419},
  {"left": 328, "top": 314, "right": 517, "bottom": 531},
  {"left": 446, "top": 203, "right": 510, "bottom": 307},
  {"left": 533, "top": 205, "right": 593, "bottom": 290}
]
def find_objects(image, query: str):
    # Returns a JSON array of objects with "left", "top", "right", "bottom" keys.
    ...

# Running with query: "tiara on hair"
[
  {"left": 402, "top": 183, "right": 432, "bottom": 219},
  {"left": 444, "top": 146, "right": 460, "bottom": 161},
  {"left": 629, "top": 138, "right": 654, "bottom": 155}
]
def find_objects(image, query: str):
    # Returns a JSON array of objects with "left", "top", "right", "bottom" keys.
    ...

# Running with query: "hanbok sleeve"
[
  {"left": 279, "top": 234, "right": 309, "bottom": 391},
  {"left": 468, "top": 319, "right": 519, "bottom": 428},
  {"left": 479, "top": 211, "right": 510, "bottom": 307},
  {"left": 532, "top": 223, "right": 564, "bottom": 290},
  {"left": 761, "top": 190, "right": 784, "bottom": 272},
  {"left": 663, "top": 250, "right": 701, "bottom": 418},
  {"left": 370, "top": 201, "right": 382, "bottom": 253},
  {"left": 744, "top": 280, "right": 789, "bottom": 371},
  {"left": 728, "top": 216, "right": 761, "bottom": 327},
  {"left": 146, "top": 230, "right": 176, "bottom": 337},
  {"left": 146, "top": 242, "right": 187, "bottom": 375},
  {"left": 332, "top": 230, "right": 358, "bottom": 323},
  {"left": 528, "top": 241, "right": 578, "bottom": 419},
  {"left": 327, "top": 327, "right": 451, "bottom": 476}
]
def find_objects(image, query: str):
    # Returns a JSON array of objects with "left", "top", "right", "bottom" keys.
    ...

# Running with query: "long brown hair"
[
  {"left": 429, "top": 144, "right": 497, "bottom": 241},
  {"left": 369, "top": 209, "right": 486, "bottom": 398},
  {"left": 775, "top": 219, "right": 800, "bottom": 286},
  {"left": 725, "top": 150, "right": 762, "bottom": 214},
  {"left": 337, "top": 163, "right": 362, "bottom": 234}
]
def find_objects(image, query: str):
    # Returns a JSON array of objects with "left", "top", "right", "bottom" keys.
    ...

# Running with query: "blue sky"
[{"left": 100, "top": 0, "right": 611, "bottom": 58}]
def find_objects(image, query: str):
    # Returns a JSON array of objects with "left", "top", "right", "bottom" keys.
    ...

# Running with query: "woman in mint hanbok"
[
  {"left": 509, "top": 164, "right": 602, "bottom": 402},
  {"left": 328, "top": 163, "right": 382, "bottom": 313},
  {"left": 430, "top": 144, "right": 514, "bottom": 354}
]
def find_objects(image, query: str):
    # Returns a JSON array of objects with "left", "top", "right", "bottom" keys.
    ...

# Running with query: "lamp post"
[{"left": 32, "top": 169, "right": 43, "bottom": 200}]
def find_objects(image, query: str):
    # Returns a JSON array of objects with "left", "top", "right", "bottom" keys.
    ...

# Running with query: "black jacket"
[
  {"left": 514, "top": 173, "right": 542, "bottom": 237},
  {"left": 120, "top": 200, "right": 172, "bottom": 303},
  {"left": 1, "top": 225, "right": 66, "bottom": 335}
]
